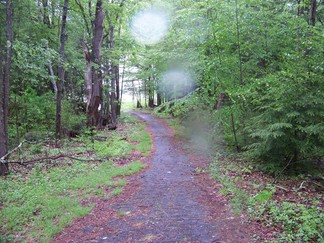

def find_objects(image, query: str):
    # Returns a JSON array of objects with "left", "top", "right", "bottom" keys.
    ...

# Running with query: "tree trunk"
[
  {"left": 120, "top": 57, "right": 126, "bottom": 111},
  {"left": 42, "top": 0, "right": 51, "bottom": 27},
  {"left": 55, "top": 0, "right": 69, "bottom": 141},
  {"left": 110, "top": 65, "right": 117, "bottom": 129},
  {"left": 309, "top": 0, "right": 317, "bottom": 26},
  {"left": 0, "top": 0, "right": 13, "bottom": 176},
  {"left": 148, "top": 77, "right": 154, "bottom": 108},
  {"left": 45, "top": 42, "right": 58, "bottom": 94},
  {"left": 108, "top": 24, "right": 117, "bottom": 127},
  {"left": 115, "top": 64, "right": 121, "bottom": 116},
  {"left": 235, "top": 0, "right": 243, "bottom": 85},
  {"left": 157, "top": 91, "right": 162, "bottom": 106},
  {"left": 86, "top": 0, "right": 104, "bottom": 127},
  {"left": 0, "top": 43, "right": 7, "bottom": 176}
]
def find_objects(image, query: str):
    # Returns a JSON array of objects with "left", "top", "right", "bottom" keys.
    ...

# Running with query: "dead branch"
[
  {"left": 294, "top": 181, "right": 307, "bottom": 192},
  {"left": 0, "top": 140, "right": 26, "bottom": 162},
  {"left": 4, "top": 153, "right": 103, "bottom": 164},
  {"left": 274, "top": 184, "right": 290, "bottom": 192}
]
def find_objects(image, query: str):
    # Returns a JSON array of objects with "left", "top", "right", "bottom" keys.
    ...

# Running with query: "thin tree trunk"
[
  {"left": 235, "top": 0, "right": 243, "bottom": 85},
  {"left": 230, "top": 113, "right": 240, "bottom": 152},
  {"left": 157, "top": 92, "right": 162, "bottom": 106},
  {"left": 115, "top": 64, "right": 121, "bottom": 116},
  {"left": 309, "top": 0, "right": 317, "bottom": 26},
  {"left": 46, "top": 41, "right": 57, "bottom": 94},
  {"left": 110, "top": 65, "right": 117, "bottom": 129},
  {"left": 15, "top": 95, "right": 20, "bottom": 145},
  {"left": 109, "top": 24, "right": 117, "bottom": 126},
  {"left": 120, "top": 57, "right": 126, "bottom": 110},
  {"left": 55, "top": 0, "right": 69, "bottom": 142},
  {"left": 42, "top": 0, "right": 51, "bottom": 27},
  {"left": 0, "top": 43, "right": 7, "bottom": 175},
  {"left": 0, "top": 0, "right": 13, "bottom": 175},
  {"left": 48, "top": 62, "right": 57, "bottom": 94}
]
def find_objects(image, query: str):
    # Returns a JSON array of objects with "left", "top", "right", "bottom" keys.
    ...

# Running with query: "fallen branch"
[
  {"left": 274, "top": 184, "right": 290, "bottom": 192},
  {"left": 4, "top": 153, "right": 103, "bottom": 164},
  {"left": 294, "top": 181, "right": 307, "bottom": 192},
  {"left": 0, "top": 140, "right": 26, "bottom": 162}
]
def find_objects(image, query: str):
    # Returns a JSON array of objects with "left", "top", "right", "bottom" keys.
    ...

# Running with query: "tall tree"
[
  {"left": 0, "top": 0, "right": 13, "bottom": 175},
  {"left": 87, "top": 0, "right": 104, "bottom": 127},
  {"left": 55, "top": 0, "right": 70, "bottom": 141}
]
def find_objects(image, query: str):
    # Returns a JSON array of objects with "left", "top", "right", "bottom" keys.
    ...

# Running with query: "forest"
[{"left": 0, "top": 0, "right": 323, "bottom": 242}]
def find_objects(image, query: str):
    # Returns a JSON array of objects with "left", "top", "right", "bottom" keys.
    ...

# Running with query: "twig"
[
  {"left": 274, "top": 185, "right": 290, "bottom": 192},
  {"left": 272, "top": 155, "right": 294, "bottom": 184}
]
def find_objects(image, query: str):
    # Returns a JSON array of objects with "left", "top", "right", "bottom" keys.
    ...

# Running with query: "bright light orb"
[
  {"left": 131, "top": 9, "right": 169, "bottom": 45},
  {"left": 161, "top": 69, "right": 195, "bottom": 99}
]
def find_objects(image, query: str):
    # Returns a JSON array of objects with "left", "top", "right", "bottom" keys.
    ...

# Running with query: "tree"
[
  {"left": 55, "top": 0, "right": 70, "bottom": 141},
  {"left": 0, "top": 0, "right": 13, "bottom": 175},
  {"left": 79, "top": 0, "right": 104, "bottom": 128}
]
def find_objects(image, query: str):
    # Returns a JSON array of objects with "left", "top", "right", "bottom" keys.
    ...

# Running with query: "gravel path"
[{"left": 53, "top": 111, "right": 249, "bottom": 243}]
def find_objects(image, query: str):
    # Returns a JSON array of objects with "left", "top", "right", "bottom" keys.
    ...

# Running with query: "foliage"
[
  {"left": 241, "top": 72, "right": 324, "bottom": 164},
  {"left": 11, "top": 39, "right": 58, "bottom": 92},
  {"left": 61, "top": 99, "right": 86, "bottom": 131},
  {"left": 9, "top": 88, "right": 85, "bottom": 146},
  {"left": 266, "top": 202, "right": 323, "bottom": 242},
  {"left": 209, "top": 148, "right": 324, "bottom": 242},
  {"left": 153, "top": 0, "right": 324, "bottom": 173}
]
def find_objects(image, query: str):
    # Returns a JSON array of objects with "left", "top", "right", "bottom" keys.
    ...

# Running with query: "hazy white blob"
[
  {"left": 131, "top": 9, "right": 169, "bottom": 45},
  {"left": 161, "top": 69, "right": 195, "bottom": 99}
]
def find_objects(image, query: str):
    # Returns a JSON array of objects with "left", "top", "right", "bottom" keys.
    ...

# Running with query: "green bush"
[
  {"left": 9, "top": 88, "right": 86, "bottom": 146},
  {"left": 241, "top": 72, "right": 324, "bottom": 165},
  {"left": 61, "top": 100, "right": 86, "bottom": 131}
]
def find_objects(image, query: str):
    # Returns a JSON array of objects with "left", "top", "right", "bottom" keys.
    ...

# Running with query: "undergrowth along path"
[{"left": 54, "top": 111, "right": 249, "bottom": 242}]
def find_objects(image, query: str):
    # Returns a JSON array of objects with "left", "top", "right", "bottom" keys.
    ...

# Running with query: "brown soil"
[{"left": 53, "top": 111, "right": 251, "bottom": 243}]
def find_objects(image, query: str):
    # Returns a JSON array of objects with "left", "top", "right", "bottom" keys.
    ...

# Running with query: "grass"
[
  {"left": 0, "top": 112, "right": 151, "bottom": 242},
  {"left": 0, "top": 161, "right": 144, "bottom": 242},
  {"left": 128, "top": 122, "right": 152, "bottom": 156}
]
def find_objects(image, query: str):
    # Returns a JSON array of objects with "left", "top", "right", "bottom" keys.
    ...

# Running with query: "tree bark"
[
  {"left": 309, "top": 0, "right": 317, "bottom": 26},
  {"left": 115, "top": 63, "right": 121, "bottom": 116},
  {"left": 0, "top": 43, "right": 7, "bottom": 176},
  {"left": 108, "top": 24, "right": 117, "bottom": 127},
  {"left": 55, "top": 0, "right": 69, "bottom": 141},
  {"left": 87, "top": 0, "right": 104, "bottom": 127},
  {"left": 120, "top": 57, "right": 126, "bottom": 110},
  {"left": 0, "top": 0, "right": 13, "bottom": 176},
  {"left": 110, "top": 65, "right": 117, "bottom": 129},
  {"left": 157, "top": 91, "right": 162, "bottom": 106},
  {"left": 148, "top": 77, "right": 154, "bottom": 108}
]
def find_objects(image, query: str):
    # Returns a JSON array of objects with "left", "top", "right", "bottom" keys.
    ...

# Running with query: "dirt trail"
[{"left": 54, "top": 111, "right": 250, "bottom": 242}]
